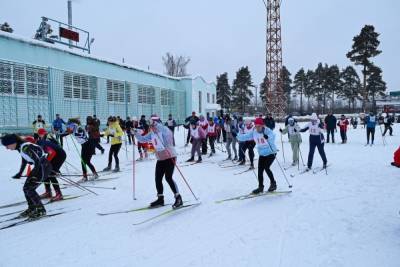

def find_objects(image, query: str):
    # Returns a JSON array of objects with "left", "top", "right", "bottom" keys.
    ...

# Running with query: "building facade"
[{"left": 0, "top": 32, "right": 219, "bottom": 132}]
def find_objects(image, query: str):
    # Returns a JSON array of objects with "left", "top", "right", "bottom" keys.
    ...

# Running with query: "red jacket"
[
  {"left": 394, "top": 147, "right": 400, "bottom": 166},
  {"left": 337, "top": 119, "right": 349, "bottom": 132},
  {"left": 207, "top": 123, "right": 218, "bottom": 137}
]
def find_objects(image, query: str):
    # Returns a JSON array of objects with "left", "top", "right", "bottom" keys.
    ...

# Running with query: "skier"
[
  {"left": 237, "top": 117, "right": 278, "bottom": 194},
  {"left": 237, "top": 117, "right": 246, "bottom": 164},
  {"left": 299, "top": 113, "right": 328, "bottom": 171},
  {"left": 103, "top": 116, "right": 123, "bottom": 172},
  {"left": 224, "top": 116, "right": 238, "bottom": 160},
  {"left": 186, "top": 120, "right": 206, "bottom": 163},
  {"left": 37, "top": 128, "right": 66, "bottom": 201},
  {"left": 264, "top": 113, "right": 275, "bottom": 130},
  {"left": 238, "top": 119, "right": 256, "bottom": 169},
  {"left": 198, "top": 115, "right": 208, "bottom": 155},
  {"left": 337, "top": 115, "right": 349, "bottom": 144},
  {"left": 382, "top": 113, "right": 394, "bottom": 136},
  {"left": 86, "top": 116, "right": 104, "bottom": 155},
  {"left": 279, "top": 117, "right": 302, "bottom": 166},
  {"left": 206, "top": 117, "right": 217, "bottom": 156},
  {"left": 365, "top": 111, "right": 377, "bottom": 146},
  {"left": 164, "top": 114, "right": 177, "bottom": 146},
  {"left": 133, "top": 115, "right": 183, "bottom": 208},
  {"left": 65, "top": 118, "right": 98, "bottom": 182},
  {"left": 324, "top": 112, "right": 337, "bottom": 143},
  {"left": 2, "top": 134, "right": 51, "bottom": 218},
  {"left": 52, "top": 114, "right": 66, "bottom": 147},
  {"left": 125, "top": 116, "right": 134, "bottom": 145},
  {"left": 184, "top": 112, "right": 199, "bottom": 146},
  {"left": 32, "top": 114, "right": 46, "bottom": 140},
  {"left": 136, "top": 121, "right": 150, "bottom": 161}
]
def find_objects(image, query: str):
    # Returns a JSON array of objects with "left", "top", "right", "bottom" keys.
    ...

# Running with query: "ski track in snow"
[{"left": 0, "top": 124, "right": 399, "bottom": 266}]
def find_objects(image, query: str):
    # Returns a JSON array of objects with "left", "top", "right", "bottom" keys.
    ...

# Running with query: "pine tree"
[
  {"left": 231, "top": 66, "right": 254, "bottom": 113},
  {"left": 304, "top": 70, "right": 315, "bottom": 113},
  {"left": 281, "top": 66, "right": 292, "bottom": 112},
  {"left": 346, "top": 25, "right": 382, "bottom": 111},
  {"left": 326, "top": 64, "right": 341, "bottom": 111},
  {"left": 259, "top": 75, "right": 268, "bottom": 108},
  {"left": 366, "top": 64, "right": 386, "bottom": 112},
  {"left": 339, "top": 66, "right": 362, "bottom": 112},
  {"left": 313, "top": 63, "right": 327, "bottom": 113},
  {"left": 293, "top": 68, "right": 307, "bottom": 114},
  {"left": 216, "top": 73, "right": 231, "bottom": 110}
]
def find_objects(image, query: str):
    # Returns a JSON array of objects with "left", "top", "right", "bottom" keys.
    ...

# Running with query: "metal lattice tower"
[{"left": 265, "top": 0, "right": 286, "bottom": 118}]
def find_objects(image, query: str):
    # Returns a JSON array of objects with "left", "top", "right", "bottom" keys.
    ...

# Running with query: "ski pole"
[
  {"left": 379, "top": 125, "right": 386, "bottom": 146},
  {"left": 298, "top": 143, "right": 305, "bottom": 167},
  {"left": 58, "top": 175, "right": 98, "bottom": 196},
  {"left": 280, "top": 133, "right": 286, "bottom": 163},
  {"left": 34, "top": 180, "right": 116, "bottom": 190},
  {"left": 239, "top": 145, "right": 258, "bottom": 180},
  {"left": 124, "top": 132, "right": 129, "bottom": 160},
  {"left": 132, "top": 140, "right": 136, "bottom": 200},
  {"left": 266, "top": 140, "right": 292, "bottom": 189}
]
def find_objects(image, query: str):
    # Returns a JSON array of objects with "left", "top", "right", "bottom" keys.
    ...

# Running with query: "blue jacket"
[
  {"left": 237, "top": 127, "right": 277, "bottom": 157},
  {"left": 365, "top": 115, "right": 377, "bottom": 128},
  {"left": 52, "top": 118, "right": 66, "bottom": 132}
]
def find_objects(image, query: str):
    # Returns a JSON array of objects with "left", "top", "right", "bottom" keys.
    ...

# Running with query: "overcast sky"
[{"left": 2, "top": 0, "right": 399, "bottom": 91}]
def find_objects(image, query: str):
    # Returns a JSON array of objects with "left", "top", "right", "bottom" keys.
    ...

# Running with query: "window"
[
  {"left": 198, "top": 91, "right": 202, "bottom": 113},
  {"left": 207, "top": 93, "right": 210, "bottom": 103},
  {"left": 0, "top": 63, "right": 12, "bottom": 94},
  {"left": 27, "top": 68, "right": 48, "bottom": 96},
  {"left": 161, "top": 89, "right": 174, "bottom": 106},
  {"left": 64, "top": 73, "right": 95, "bottom": 100},
  {"left": 13, "top": 66, "right": 25, "bottom": 95},
  {"left": 212, "top": 94, "right": 215, "bottom": 104},
  {"left": 107, "top": 80, "right": 125, "bottom": 102},
  {"left": 138, "top": 86, "right": 155, "bottom": 104}
]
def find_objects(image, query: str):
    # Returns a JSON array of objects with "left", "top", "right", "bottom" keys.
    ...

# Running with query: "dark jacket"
[
  {"left": 324, "top": 115, "right": 337, "bottom": 130},
  {"left": 264, "top": 117, "right": 275, "bottom": 130}
]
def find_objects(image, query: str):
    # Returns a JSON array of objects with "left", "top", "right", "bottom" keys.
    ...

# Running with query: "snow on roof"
[{"left": 0, "top": 31, "right": 215, "bottom": 85}]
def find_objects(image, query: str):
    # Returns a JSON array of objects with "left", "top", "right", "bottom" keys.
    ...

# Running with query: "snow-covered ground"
[{"left": 0, "top": 123, "right": 399, "bottom": 267}]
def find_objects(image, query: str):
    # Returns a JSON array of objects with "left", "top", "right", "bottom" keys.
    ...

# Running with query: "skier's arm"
[
  {"left": 134, "top": 130, "right": 152, "bottom": 143},
  {"left": 280, "top": 126, "right": 288, "bottom": 134},
  {"left": 299, "top": 126, "right": 309, "bottom": 133},
  {"left": 237, "top": 130, "right": 253, "bottom": 142},
  {"left": 14, "top": 158, "right": 27, "bottom": 178}
]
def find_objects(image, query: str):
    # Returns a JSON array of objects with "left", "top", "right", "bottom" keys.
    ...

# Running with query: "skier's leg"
[
  {"left": 248, "top": 142, "right": 255, "bottom": 165},
  {"left": 154, "top": 160, "right": 165, "bottom": 195},
  {"left": 165, "top": 158, "right": 178, "bottom": 194},
  {"left": 307, "top": 141, "right": 317, "bottom": 168},
  {"left": 264, "top": 154, "right": 276, "bottom": 183},
  {"left": 257, "top": 156, "right": 267, "bottom": 188},
  {"left": 371, "top": 128, "right": 375, "bottom": 144},
  {"left": 316, "top": 142, "right": 328, "bottom": 165}
]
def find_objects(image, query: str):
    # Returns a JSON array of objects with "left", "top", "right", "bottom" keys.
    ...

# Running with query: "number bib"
[
  {"left": 253, "top": 131, "right": 269, "bottom": 149},
  {"left": 208, "top": 124, "right": 215, "bottom": 133}
]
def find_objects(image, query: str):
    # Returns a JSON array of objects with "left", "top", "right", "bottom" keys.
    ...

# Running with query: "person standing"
[
  {"left": 237, "top": 118, "right": 278, "bottom": 194},
  {"left": 37, "top": 128, "right": 66, "bottom": 201},
  {"left": 125, "top": 117, "right": 135, "bottom": 145},
  {"left": 238, "top": 119, "right": 256, "bottom": 169},
  {"left": 264, "top": 113, "right": 275, "bottom": 130},
  {"left": 186, "top": 120, "right": 206, "bottom": 163},
  {"left": 2, "top": 134, "right": 51, "bottom": 218},
  {"left": 198, "top": 115, "right": 209, "bottom": 155},
  {"left": 324, "top": 112, "right": 337, "bottom": 143},
  {"left": 365, "top": 111, "right": 377, "bottom": 146},
  {"left": 86, "top": 116, "right": 104, "bottom": 155},
  {"left": 224, "top": 116, "right": 238, "bottom": 161},
  {"left": 184, "top": 112, "right": 199, "bottom": 146},
  {"left": 103, "top": 116, "right": 123, "bottom": 172},
  {"left": 52, "top": 114, "right": 66, "bottom": 147},
  {"left": 165, "top": 114, "right": 177, "bottom": 146},
  {"left": 207, "top": 117, "right": 218, "bottom": 156},
  {"left": 32, "top": 115, "right": 46, "bottom": 140},
  {"left": 280, "top": 117, "right": 302, "bottom": 166},
  {"left": 133, "top": 115, "right": 183, "bottom": 209},
  {"left": 383, "top": 113, "right": 394, "bottom": 136},
  {"left": 299, "top": 113, "right": 328, "bottom": 171},
  {"left": 65, "top": 118, "right": 98, "bottom": 182},
  {"left": 337, "top": 115, "right": 349, "bottom": 144}
]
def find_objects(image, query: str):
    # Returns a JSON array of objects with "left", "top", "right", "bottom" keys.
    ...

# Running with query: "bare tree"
[{"left": 162, "top": 52, "right": 191, "bottom": 77}]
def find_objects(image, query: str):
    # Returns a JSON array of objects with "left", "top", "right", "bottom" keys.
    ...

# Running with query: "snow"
[{"left": 0, "top": 123, "right": 399, "bottom": 267}]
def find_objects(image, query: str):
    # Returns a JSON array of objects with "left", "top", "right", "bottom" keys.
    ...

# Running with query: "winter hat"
[
  {"left": 37, "top": 128, "right": 47, "bottom": 136},
  {"left": 1, "top": 134, "right": 18, "bottom": 146},
  {"left": 310, "top": 113, "right": 318, "bottom": 121},
  {"left": 150, "top": 115, "right": 160, "bottom": 125},
  {"left": 288, "top": 117, "right": 294, "bottom": 125},
  {"left": 254, "top": 118, "right": 264, "bottom": 126},
  {"left": 245, "top": 119, "right": 252, "bottom": 125}
]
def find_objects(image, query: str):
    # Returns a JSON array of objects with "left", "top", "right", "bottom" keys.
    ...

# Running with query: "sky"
[{"left": 1, "top": 0, "right": 399, "bottom": 92}]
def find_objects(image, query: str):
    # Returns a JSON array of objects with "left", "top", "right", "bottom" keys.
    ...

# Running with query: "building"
[{"left": 0, "top": 31, "right": 219, "bottom": 132}]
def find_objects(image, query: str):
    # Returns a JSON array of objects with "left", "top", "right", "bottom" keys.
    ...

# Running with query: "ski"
[
  {"left": 215, "top": 190, "right": 292, "bottom": 204},
  {"left": 234, "top": 167, "right": 256, "bottom": 175},
  {"left": 132, "top": 203, "right": 201, "bottom": 226},
  {"left": 312, "top": 164, "right": 331, "bottom": 174},
  {"left": 97, "top": 203, "right": 175, "bottom": 216},
  {"left": 0, "top": 209, "right": 81, "bottom": 231},
  {"left": 178, "top": 162, "right": 200, "bottom": 167}
]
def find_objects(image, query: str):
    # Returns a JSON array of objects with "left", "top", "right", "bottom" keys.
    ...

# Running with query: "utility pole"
[{"left": 67, "top": 0, "right": 72, "bottom": 48}]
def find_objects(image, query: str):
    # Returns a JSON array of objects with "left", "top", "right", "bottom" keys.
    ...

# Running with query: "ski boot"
[
  {"left": 19, "top": 207, "right": 34, "bottom": 218},
  {"left": 186, "top": 157, "right": 195, "bottom": 162},
  {"left": 226, "top": 155, "right": 232, "bottom": 160},
  {"left": 291, "top": 162, "right": 297, "bottom": 166},
  {"left": 51, "top": 192, "right": 63, "bottom": 202},
  {"left": 39, "top": 191, "right": 52, "bottom": 199},
  {"left": 238, "top": 160, "right": 245, "bottom": 166},
  {"left": 113, "top": 165, "right": 120, "bottom": 172},
  {"left": 172, "top": 194, "right": 183, "bottom": 209},
  {"left": 248, "top": 164, "right": 255, "bottom": 170},
  {"left": 196, "top": 156, "right": 202, "bottom": 163},
  {"left": 90, "top": 172, "right": 99, "bottom": 181},
  {"left": 233, "top": 156, "right": 238, "bottom": 161},
  {"left": 267, "top": 181, "right": 277, "bottom": 192},
  {"left": 150, "top": 195, "right": 164, "bottom": 208},
  {"left": 103, "top": 165, "right": 112, "bottom": 172},
  {"left": 252, "top": 185, "right": 264, "bottom": 195},
  {"left": 78, "top": 174, "right": 88, "bottom": 183},
  {"left": 29, "top": 206, "right": 46, "bottom": 219}
]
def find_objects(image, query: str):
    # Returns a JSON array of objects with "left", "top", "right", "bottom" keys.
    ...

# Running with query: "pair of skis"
[
  {"left": 291, "top": 164, "right": 331, "bottom": 177},
  {"left": 215, "top": 190, "right": 292, "bottom": 204}
]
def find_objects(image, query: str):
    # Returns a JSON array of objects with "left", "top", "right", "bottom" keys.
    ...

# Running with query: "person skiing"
[
  {"left": 264, "top": 113, "right": 275, "bottom": 130},
  {"left": 337, "top": 115, "right": 349, "bottom": 144},
  {"left": 125, "top": 116, "right": 134, "bottom": 145},
  {"left": 206, "top": 117, "right": 218, "bottom": 156},
  {"left": 2, "top": 134, "right": 51, "bottom": 218},
  {"left": 224, "top": 116, "right": 238, "bottom": 160},
  {"left": 65, "top": 118, "right": 98, "bottom": 182},
  {"left": 299, "top": 113, "right": 328, "bottom": 171},
  {"left": 237, "top": 117, "right": 246, "bottom": 164},
  {"left": 238, "top": 119, "right": 256, "bottom": 169},
  {"left": 237, "top": 117, "right": 278, "bottom": 194},
  {"left": 103, "top": 116, "right": 123, "bottom": 172},
  {"left": 279, "top": 117, "right": 302, "bottom": 166},
  {"left": 382, "top": 113, "right": 394, "bottom": 136},
  {"left": 324, "top": 112, "right": 337, "bottom": 143},
  {"left": 136, "top": 120, "right": 150, "bottom": 161},
  {"left": 52, "top": 114, "right": 66, "bottom": 147},
  {"left": 86, "top": 116, "right": 104, "bottom": 155},
  {"left": 184, "top": 112, "right": 199, "bottom": 146},
  {"left": 133, "top": 115, "right": 183, "bottom": 209},
  {"left": 37, "top": 128, "right": 66, "bottom": 201},
  {"left": 164, "top": 114, "right": 177, "bottom": 146},
  {"left": 365, "top": 111, "right": 377, "bottom": 146},
  {"left": 32, "top": 115, "right": 46, "bottom": 140},
  {"left": 199, "top": 115, "right": 209, "bottom": 155},
  {"left": 186, "top": 120, "right": 206, "bottom": 163}
]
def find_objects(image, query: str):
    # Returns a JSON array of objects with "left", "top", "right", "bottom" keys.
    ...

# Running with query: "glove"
[
  {"left": 12, "top": 173, "right": 21, "bottom": 179},
  {"left": 294, "top": 128, "right": 298, "bottom": 132},
  {"left": 279, "top": 128, "right": 282, "bottom": 133},
  {"left": 108, "top": 134, "right": 115, "bottom": 137}
]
